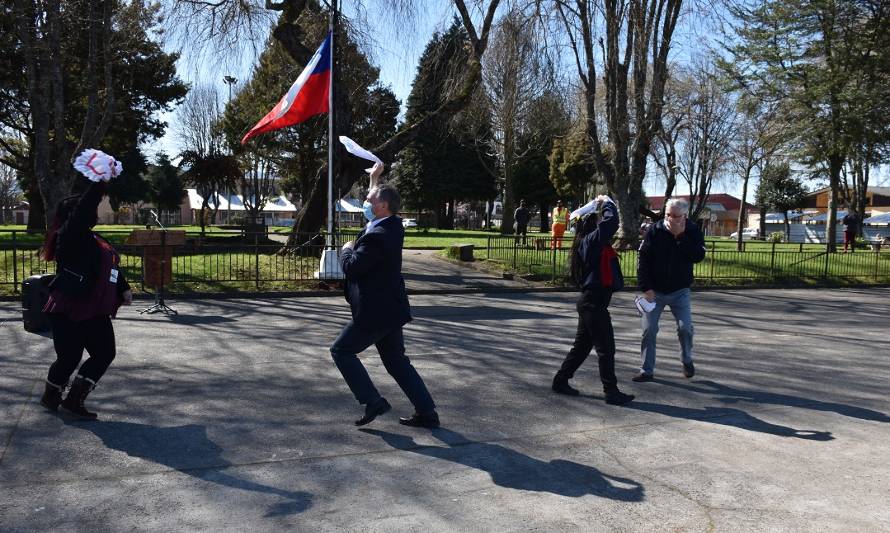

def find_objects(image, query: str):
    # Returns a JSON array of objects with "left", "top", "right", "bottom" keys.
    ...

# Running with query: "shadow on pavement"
[
  {"left": 626, "top": 401, "right": 834, "bottom": 440},
  {"left": 66, "top": 420, "right": 313, "bottom": 517},
  {"left": 659, "top": 379, "right": 890, "bottom": 423},
  {"left": 361, "top": 428, "right": 644, "bottom": 500}
]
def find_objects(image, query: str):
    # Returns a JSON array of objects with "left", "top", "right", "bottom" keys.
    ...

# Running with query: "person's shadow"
[
  {"left": 67, "top": 421, "right": 312, "bottom": 517},
  {"left": 662, "top": 379, "right": 890, "bottom": 423},
  {"left": 625, "top": 402, "right": 834, "bottom": 440},
  {"left": 361, "top": 428, "right": 644, "bottom": 501}
]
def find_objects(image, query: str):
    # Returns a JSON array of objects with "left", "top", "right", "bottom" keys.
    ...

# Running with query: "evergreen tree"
[
  {"left": 145, "top": 153, "right": 184, "bottom": 215},
  {"left": 755, "top": 162, "right": 807, "bottom": 242},
  {"left": 397, "top": 20, "right": 497, "bottom": 229},
  {"left": 723, "top": 0, "right": 890, "bottom": 251}
]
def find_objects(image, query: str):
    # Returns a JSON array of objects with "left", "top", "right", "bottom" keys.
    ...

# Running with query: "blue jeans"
[
  {"left": 330, "top": 321, "right": 435, "bottom": 414},
  {"left": 640, "top": 288, "right": 694, "bottom": 375}
]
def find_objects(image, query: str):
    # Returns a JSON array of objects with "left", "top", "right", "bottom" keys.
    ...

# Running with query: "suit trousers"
[
  {"left": 556, "top": 289, "right": 619, "bottom": 392},
  {"left": 330, "top": 321, "right": 435, "bottom": 414}
]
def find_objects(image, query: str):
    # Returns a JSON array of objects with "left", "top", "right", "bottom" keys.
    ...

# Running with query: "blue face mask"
[{"left": 362, "top": 200, "right": 376, "bottom": 222}]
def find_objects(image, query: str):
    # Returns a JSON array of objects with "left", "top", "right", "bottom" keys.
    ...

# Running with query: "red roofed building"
[{"left": 645, "top": 193, "right": 757, "bottom": 236}]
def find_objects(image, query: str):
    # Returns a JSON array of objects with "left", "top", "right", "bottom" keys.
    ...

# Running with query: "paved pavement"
[
  {"left": 1, "top": 288, "right": 889, "bottom": 532},
  {"left": 401, "top": 249, "right": 538, "bottom": 292}
]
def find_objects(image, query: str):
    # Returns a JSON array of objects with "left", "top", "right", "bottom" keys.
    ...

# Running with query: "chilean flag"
[{"left": 241, "top": 33, "right": 332, "bottom": 144}]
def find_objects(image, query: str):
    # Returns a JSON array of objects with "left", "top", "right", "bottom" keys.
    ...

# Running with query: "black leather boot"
[
  {"left": 40, "top": 380, "right": 64, "bottom": 411},
  {"left": 60, "top": 376, "right": 98, "bottom": 420}
]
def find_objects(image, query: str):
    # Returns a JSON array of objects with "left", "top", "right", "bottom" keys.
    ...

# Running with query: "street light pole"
[
  {"left": 222, "top": 75, "right": 237, "bottom": 223},
  {"left": 223, "top": 75, "right": 237, "bottom": 104}
]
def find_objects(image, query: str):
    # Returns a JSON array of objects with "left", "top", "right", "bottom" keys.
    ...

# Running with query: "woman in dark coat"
[
  {"left": 551, "top": 196, "right": 634, "bottom": 405},
  {"left": 39, "top": 176, "right": 132, "bottom": 420}
]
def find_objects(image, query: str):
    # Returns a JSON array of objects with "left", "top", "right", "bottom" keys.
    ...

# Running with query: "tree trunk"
[
  {"left": 783, "top": 210, "right": 790, "bottom": 242},
  {"left": 539, "top": 201, "right": 549, "bottom": 232},
  {"left": 826, "top": 154, "right": 843, "bottom": 252},
  {"left": 736, "top": 167, "right": 751, "bottom": 251},
  {"left": 758, "top": 205, "right": 767, "bottom": 239},
  {"left": 25, "top": 181, "right": 45, "bottom": 233}
]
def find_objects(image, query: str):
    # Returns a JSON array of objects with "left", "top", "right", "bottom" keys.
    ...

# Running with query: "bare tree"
[
  {"left": 650, "top": 67, "right": 689, "bottom": 212},
  {"left": 177, "top": 85, "right": 242, "bottom": 235},
  {"left": 240, "top": 152, "right": 278, "bottom": 229},
  {"left": 553, "top": 0, "right": 684, "bottom": 246},
  {"left": 0, "top": 163, "right": 23, "bottom": 224},
  {"left": 483, "top": 7, "right": 554, "bottom": 234},
  {"left": 676, "top": 61, "right": 737, "bottom": 223},
  {"left": 730, "top": 99, "right": 783, "bottom": 250}
]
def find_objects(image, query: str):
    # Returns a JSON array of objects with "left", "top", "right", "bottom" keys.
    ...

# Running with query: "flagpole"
[{"left": 326, "top": 0, "right": 336, "bottom": 249}]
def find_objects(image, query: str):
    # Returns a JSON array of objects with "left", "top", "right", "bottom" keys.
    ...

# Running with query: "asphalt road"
[{"left": 1, "top": 288, "right": 888, "bottom": 532}]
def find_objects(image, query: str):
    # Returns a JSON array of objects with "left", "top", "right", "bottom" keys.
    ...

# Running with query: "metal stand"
[{"left": 139, "top": 212, "right": 177, "bottom": 315}]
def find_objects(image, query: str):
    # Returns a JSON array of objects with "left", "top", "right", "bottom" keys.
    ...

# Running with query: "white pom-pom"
[{"left": 73, "top": 149, "right": 123, "bottom": 182}]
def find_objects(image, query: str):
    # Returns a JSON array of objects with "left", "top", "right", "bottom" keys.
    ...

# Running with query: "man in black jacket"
[
  {"left": 331, "top": 184, "right": 439, "bottom": 428},
  {"left": 513, "top": 200, "right": 530, "bottom": 245},
  {"left": 634, "top": 198, "right": 706, "bottom": 382},
  {"left": 842, "top": 210, "right": 859, "bottom": 253}
]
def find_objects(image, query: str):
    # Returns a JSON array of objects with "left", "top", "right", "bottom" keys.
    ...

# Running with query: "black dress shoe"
[
  {"left": 399, "top": 411, "right": 440, "bottom": 429},
  {"left": 551, "top": 377, "right": 580, "bottom": 396},
  {"left": 683, "top": 362, "right": 695, "bottom": 378},
  {"left": 631, "top": 372, "right": 654, "bottom": 382},
  {"left": 354, "top": 397, "right": 391, "bottom": 426},
  {"left": 605, "top": 390, "right": 635, "bottom": 405}
]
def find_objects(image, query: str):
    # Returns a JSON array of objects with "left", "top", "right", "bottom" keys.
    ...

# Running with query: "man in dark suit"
[{"left": 331, "top": 183, "right": 440, "bottom": 428}]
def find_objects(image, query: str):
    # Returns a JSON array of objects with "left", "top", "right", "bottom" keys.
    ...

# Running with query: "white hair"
[{"left": 665, "top": 198, "right": 689, "bottom": 215}]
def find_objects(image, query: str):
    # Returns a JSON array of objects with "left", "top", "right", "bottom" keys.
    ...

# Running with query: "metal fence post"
[
  {"left": 487, "top": 235, "right": 491, "bottom": 260},
  {"left": 823, "top": 246, "right": 830, "bottom": 279},
  {"left": 12, "top": 230, "right": 19, "bottom": 293},
  {"left": 875, "top": 246, "right": 881, "bottom": 281},
  {"left": 769, "top": 241, "right": 776, "bottom": 279},
  {"left": 551, "top": 248, "right": 557, "bottom": 283},
  {"left": 254, "top": 231, "right": 260, "bottom": 290},
  {"left": 709, "top": 240, "right": 716, "bottom": 281},
  {"left": 512, "top": 237, "right": 517, "bottom": 271}
]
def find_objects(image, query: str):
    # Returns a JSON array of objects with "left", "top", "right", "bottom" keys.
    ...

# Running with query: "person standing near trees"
[
  {"left": 551, "top": 200, "right": 569, "bottom": 249},
  {"left": 39, "top": 150, "right": 133, "bottom": 420},
  {"left": 551, "top": 195, "right": 635, "bottom": 405},
  {"left": 842, "top": 210, "right": 860, "bottom": 253},
  {"left": 514, "top": 200, "right": 530, "bottom": 245},
  {"left": 634, "top": 198, "right": 706, "bottom": 382}
]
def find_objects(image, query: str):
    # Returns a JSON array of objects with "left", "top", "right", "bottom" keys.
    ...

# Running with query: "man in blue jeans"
[{"left": 634, "top": 198, "right": 706, "bottom": 382}]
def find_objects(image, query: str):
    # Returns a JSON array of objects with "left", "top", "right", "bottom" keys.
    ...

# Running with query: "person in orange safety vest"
[{"left": 551, "top": 200, "right": 569, "bottom": 249}]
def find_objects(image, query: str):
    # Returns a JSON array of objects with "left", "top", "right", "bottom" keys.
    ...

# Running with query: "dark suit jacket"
[{"left": 339, "top": 215, "right": 411, "bottom": 332}]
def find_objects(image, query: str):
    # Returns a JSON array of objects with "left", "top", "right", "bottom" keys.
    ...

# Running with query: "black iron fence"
[
  {"left": 0, "top": 229, "right": 355, "bottom": 294},
  {"left": 486, "top": 234, "right": 890, "bottom": 285}
]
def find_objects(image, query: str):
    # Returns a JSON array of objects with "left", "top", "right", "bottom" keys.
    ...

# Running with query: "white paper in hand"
[
  {"left": 570, "top": 199, "right": 600, "bottom": 220},
  {"left": 634, "top": 295, "right": 656, "bottom": 315},
  {"left": 339, "top": 136, "right": 382, "bottom": 173},
  {"left": 73, "top": 149, "right": 122, "bottom": 182}
]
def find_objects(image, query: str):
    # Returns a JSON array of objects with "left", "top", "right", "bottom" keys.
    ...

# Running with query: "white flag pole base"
[{"left": 314, "top": 248, "right": 345, "bottom": 279}]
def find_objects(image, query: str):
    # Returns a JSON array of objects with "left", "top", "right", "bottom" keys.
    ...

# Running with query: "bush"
[{"left": 768, "top": 231, "right": 785, "bottom": 243}]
